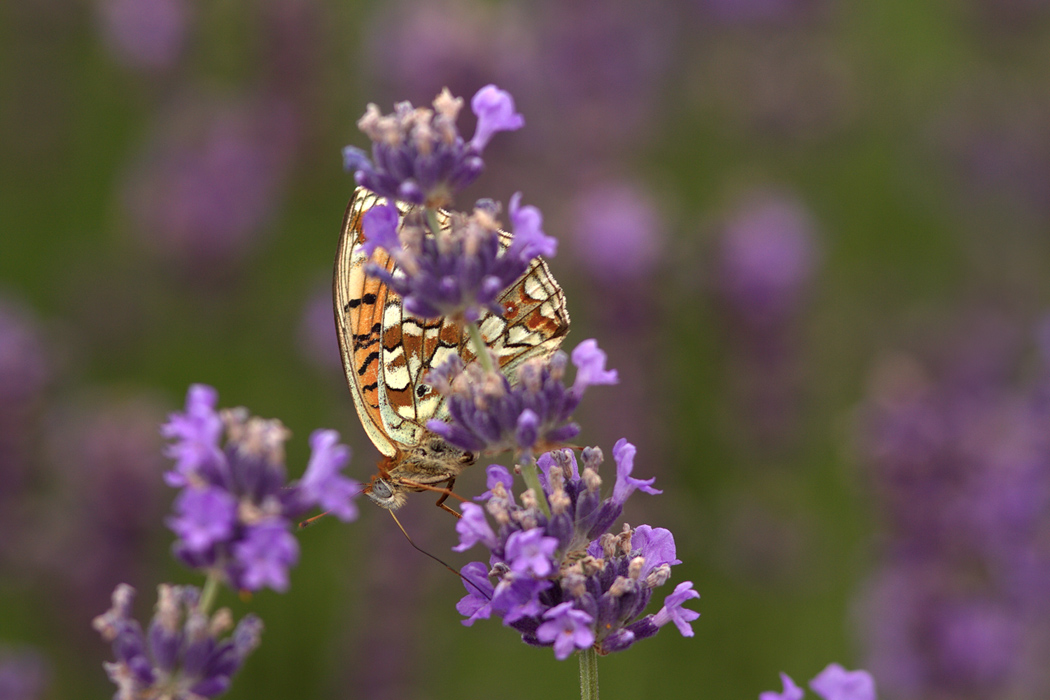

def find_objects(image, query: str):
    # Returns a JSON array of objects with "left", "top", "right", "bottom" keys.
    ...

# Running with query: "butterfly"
[{"left": 334, "top": 187, "right": 570, "bottom": 512}]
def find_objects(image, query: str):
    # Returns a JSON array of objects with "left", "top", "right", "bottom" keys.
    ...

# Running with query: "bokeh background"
[{"left": 3, "top": 0, "right": 1050, "bottom": 698}]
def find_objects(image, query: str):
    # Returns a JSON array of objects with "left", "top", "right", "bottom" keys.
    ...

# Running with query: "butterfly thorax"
[{"left": 365, "top": 434, "right": 475, "bottom": 510}]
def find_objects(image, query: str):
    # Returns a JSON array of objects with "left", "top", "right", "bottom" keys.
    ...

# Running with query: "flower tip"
[
  {"left": 470, "top": 84, "right": 525, "bottom": 152},
  {"left": 342, "top": 145, "right": 371, "bottom": 174}
]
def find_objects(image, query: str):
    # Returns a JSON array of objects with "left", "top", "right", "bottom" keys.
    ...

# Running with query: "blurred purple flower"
[
  {"left": 570, "top": 181, "right": 664, "bottom": 282},
  {"left": 760, "top": 665, "right": 877, "bottom": 700},
  {"left": 232, "top": 521, "right": 300, "bottom": 593},
  {"left": 96, "top": 0, "right": 191, "bottom": 72},
  {"left": 809, "top": 664, "right": 877, "bottom": 700},
  {"left": 163, "top": 384, "right": 359, "bottom": 592},
  {"left": 297, "top": 284, "right": 342, "bottom": 373},
  {"left": 938, "top": 89, "right": 1050, "bottom": 224},
  {"left": 364, "top": 0, "right": 538, "bottom": 110},
  {"left": 94, "top": 584, "right": 262, "bottom": 699},
  {"left": 717, "top": 189, "right": 819, "bottom": 329},
  {"left": 531, "top": 0, "right": 671, "bottom": 157},
  {"left": 0, "top": 646, "right": 48, "bottom": 700},
  {"left": 123, "top": 94, "right": 299, "bottom": 279},
  {"left": 32, "top": 395, "right": 168, "bottom": 627},
  {"left": 855, "top": 316, "right": 1050, "bottom": 698},
  {"left": 0, "top": 297, "right": 49, "bottom": 510},
  {"left": 761, "top": 672, "right": 804, "bottom": 700}
]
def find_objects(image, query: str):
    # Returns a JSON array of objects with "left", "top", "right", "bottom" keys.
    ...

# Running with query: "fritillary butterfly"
[{"left": 334, "top": 187, "right": 570, "bottom": 510}]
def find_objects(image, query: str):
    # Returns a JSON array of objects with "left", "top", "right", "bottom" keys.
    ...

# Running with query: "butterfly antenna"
[
  {"left": 298, "top": 511, "right": 329, "bottom": 529},
  {"left": 387, "top": 510, "right": 491, "bottom": 601},
  {"left": 398, "top": 480, "right": 469, "bottom": 504}
]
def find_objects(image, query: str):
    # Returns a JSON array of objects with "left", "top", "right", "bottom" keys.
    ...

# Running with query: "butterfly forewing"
[{"left": 334, "top": 187, "right": 569, "bottom": 469}]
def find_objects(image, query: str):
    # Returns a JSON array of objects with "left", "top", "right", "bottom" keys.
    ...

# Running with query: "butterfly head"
[
  {"left": 365, "top": 474, "right": 409, "bottom": 510},
  {"left": 363, "top": 438, "right": 475, "bottom": 510}
]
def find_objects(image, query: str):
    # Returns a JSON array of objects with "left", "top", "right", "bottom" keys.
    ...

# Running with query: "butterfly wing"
[{"left": 334, "top": 187, "right": 570, "bottom": 456}]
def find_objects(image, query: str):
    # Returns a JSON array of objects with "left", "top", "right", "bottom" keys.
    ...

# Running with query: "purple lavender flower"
[
  {"left": 855, "top": 315, "right": 1050, "bottom": 698},
  {"left": 536, "top": 603, "right": 595, "bottom": 661},
  {"left": 96, "top": 0, "right": 191, "bottom": 73},
  {"left": 0, "top": 646, "right": 48, "bottom": 700},
  {"left": 717, "top": 189, "right": 820, "bottom": 330},
  {"left": 761, "top": 673, "right": 804, "bottom": 700},
  {"left": 343, "top": 86, "right": 523, "bottom": 208},
  {"left": 363, "top": 0, "right": 539, "bottom": 111},
  {"left": 355, "top": 190, "right": 556, "bottom": 322},
  {"left": 451, "top": 442, "right": 697, "bottom": 659},
  {"left": 425, "top": 339, "right": 617, "bottom": 458},
  {"left": 0, "top": 298, "right": 49, "bottom": 538},
  {"left": 297, "top": 284, "right": 343, "bottom": 373},
  {"left": 760, "top": 665, "right": 876, "bottom": 700},
  {"left": 570, "top": 181, "right": 664, "bottom": 282},
  {"left": 123, "top": 94, "right": 298, "bottom": 279},
  {"left": 809, "top": 664, "right": 877, "bottom": 700},
  {"left": 162, "top": 384, "right": 359, "bottom": 592},
  {"left": 231, "top": 522, "right": 300, "bottom": 593},
  {"left": 94, "top": 583, "right": 262, "bottom": 699}
]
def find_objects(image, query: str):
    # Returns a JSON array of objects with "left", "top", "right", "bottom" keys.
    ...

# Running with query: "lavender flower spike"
[
  {"left": 163, "top": 384, "right": 359, "bottom": 592},
  {"left": 345, "top": 86, "right": 522, "bottom": 208},
  {"left": 357, "top": 192, "right": 559, "bottom": 323},
  {"left": 452, "top": 441, "right": 696, "bottom": 659},
  {"left": 427, "top": 339, "right": 617, "bottom": 458},
  {"left": 94, "top": 583, "right": 262, "bottom": 700}
]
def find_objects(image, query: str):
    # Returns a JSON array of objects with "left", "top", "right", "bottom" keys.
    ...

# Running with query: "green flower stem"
[
  {"left": 579, "top": 646, "right": 599, "bottom": 700},
  {"left": 198, "top": 572, "right": 222, "bottom": 615},
  {"left": 520, "top": 456, "right": 552, "bottom": 520},
  {"left": 465, "top": 321, "right": 495, "bottom": 374}
]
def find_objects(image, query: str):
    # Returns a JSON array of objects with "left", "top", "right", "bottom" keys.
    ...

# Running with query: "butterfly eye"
[{"left": 370, "top": 479, "right": 394, "bottom": 501}]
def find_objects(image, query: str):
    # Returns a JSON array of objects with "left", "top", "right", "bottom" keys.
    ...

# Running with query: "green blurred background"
[{"left": 3, "top": 0, "right": 1050, "bottom": 698}]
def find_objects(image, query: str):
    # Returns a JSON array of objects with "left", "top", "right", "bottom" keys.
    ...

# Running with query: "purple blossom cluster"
[
  {"left": 761, "top": 664, "right": 876, "bottom": 700},
  {"left": 343, "top": 85, "right": 524, "bottom": 208},
  {"left": 93, "top": 584, "right": 262, "bottom": 700},
  {"left": 358, "top": 188, "right": 556, "bottom": 321},
  {"left": 451, "top": 443, "right": 698, "bottom": 660},
  {"left": 425, "top": 339, "right": 618, "bottom": 458},
  {"left": 854, "top": 317, "right": 1050, "bottom": 698},
  {"left": 163, "top": 384, "right": 360, "bottom": 592}
]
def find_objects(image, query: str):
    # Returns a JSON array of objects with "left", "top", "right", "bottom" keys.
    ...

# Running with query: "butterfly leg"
[{"left": 435, "top": 477, "right": 461, "bottom": 518}]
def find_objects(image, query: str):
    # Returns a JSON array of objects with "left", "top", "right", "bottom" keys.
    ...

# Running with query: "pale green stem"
[
  {"left": 198, "top": 572, "right": 222, "bottom": 615},
  {"left": 520, "top": 455, "right": 551, "bottom": 520},
  {"left": 579, "top": 647, "right": 599, "bottom": 700},
  {"left": 465, "top": 321, "right": 495, "bottom": 374}
]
